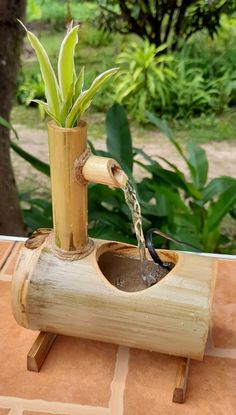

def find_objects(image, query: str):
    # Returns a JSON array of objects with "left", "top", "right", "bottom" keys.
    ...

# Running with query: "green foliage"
[
  {"left": 85, "top": 27, "right": 113, "bottom": 47},
  {"left": 164, "top": 30, "right": 236, "bottom": 118},
  {"left": 16, "top": 73, "right": 45, "bottom": 106},
  {"left": 89, "top": 104, "right": 236, "bottom": 253},
  {"left": 2, "top": 106, "right": 236, "bottom": 251},
  {"left": 115, "top": 32, "right": 236, "bottom": 121},
  {"left": 27, "top": 1, "right": 98, "bottom": 26},
  {"left": 18, "top": 11, "right": 236, "bottom": 122},
  {"left": 0, "top": 117, "right": 19, "bottom": 140},
  {"left": 98, "top": 0, "right": 236, "bottom": 51},
  {"left": 141, "top": 111, "right": 236, "bottom": 252},
  {"left": 106, "top": 103, "right": 133, "bottom": 173},
  {"left": 19, "top": 21, "right": 118, "bottom": 127},
  {"left": 26, "top": 0, "right": 42, "bottom": 21},
  {"left": 116, "top": 40, "right": 175, "bottom": 122},
  {"left": 0, "top": 116, "right": 50, "bottom": 175},
  {"left": 164, "top": 59, "right": 229, "bottom": 118},
  {"left": 10, "top": 141, "right": 50, "bottom": 176},
  {"left": 21, "top": 193, "right": 52, "bottom": 230}
]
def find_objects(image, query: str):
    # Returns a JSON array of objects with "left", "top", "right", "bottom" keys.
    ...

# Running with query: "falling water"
[
  {"left": 122, "top": 179, "right": 146, "bottom": 265},
  {"left": 122, "top": 179, "right": 162, "bottom": 287}
]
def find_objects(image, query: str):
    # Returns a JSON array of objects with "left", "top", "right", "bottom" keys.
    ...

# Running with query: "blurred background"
[{"left": 1, "top": 0, "right": 236, "bottom": 253}]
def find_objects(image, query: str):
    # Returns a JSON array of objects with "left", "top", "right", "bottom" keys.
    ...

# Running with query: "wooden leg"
[
  {"left": 172, "top": 357, "right": 190, "bottom": 403},
  {"left": 27, "top": 332, "right": 57, "bottom": 372}
]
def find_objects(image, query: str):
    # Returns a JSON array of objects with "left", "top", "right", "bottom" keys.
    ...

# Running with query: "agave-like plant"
[{"left": 19, "top": 21, "right": 118, "bottom": 128}]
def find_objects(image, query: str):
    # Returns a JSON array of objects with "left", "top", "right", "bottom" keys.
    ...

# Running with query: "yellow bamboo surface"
[{"left": 47, "top": 121, "right": 88, "bottom": 251}]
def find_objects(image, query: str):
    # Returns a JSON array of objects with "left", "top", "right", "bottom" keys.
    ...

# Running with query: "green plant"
[
  {"left": 114, "top": 26, "right": 236, "bottom": 121},
  {"left": 138, "top": 112, "right": 236, "bottom": 252},
  {"left": 19, "top": 21, "right": 118, "bottom": 127},
  {"left": 178, "top": 19, "right": 236, "bottom": 80},
  {"left": 26, "top": 0, "right": 42, "bottom": 21},
  {"left": 165, "top": 59, "right": 230, "bottom": 118},
  {"left": 85, "top": 27, "right": 113, "bottom": 47},
  {"left": 27, "top": 1, "right": 98, "bottom": 26},
  {"left": 16, "top": 73, "right": 45, "bottom": 106},
  {"left": 20, "top": 192, "right": 52, "bottom": 230},
  {"left": 161, "top": 36, "right": 236, "bottom": 118},
  {"left": 89, "top": 104, "right": 236, "bottom": 252},
  {"left": 2, "top": 105, "right": 236, "bottom": 251},
  {"left": 116, "top": 40, "right": 175, "bottom": 122},
  {"left": 115, "top": 38, "right": 234, "bottom": 121}
]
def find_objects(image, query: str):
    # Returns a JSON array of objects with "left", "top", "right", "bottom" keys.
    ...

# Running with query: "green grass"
[
  {"left": 11, "top": 105, "right": 45, "bottom": 129},
  {"left": 174, "top": 110, "right": 236, "bottom": 143}
]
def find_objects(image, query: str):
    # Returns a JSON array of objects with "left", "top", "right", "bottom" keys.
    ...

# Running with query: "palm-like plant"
[
  {"left": 115, "top": 40, "right": 175, "bottom": 121},
  {"left": 19, "top": 21, "right": 118, "bottom": 127}
]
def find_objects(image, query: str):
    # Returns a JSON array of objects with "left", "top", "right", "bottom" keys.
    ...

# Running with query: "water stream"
[
  {"left": 122, "top": 179, "right": 146, "bottom": 267},
  {"left": 122, "top": 179, "right": 169, "bottom": 288}
]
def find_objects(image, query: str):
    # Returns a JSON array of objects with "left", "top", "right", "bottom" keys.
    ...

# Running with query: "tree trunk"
[{"left": 0, "top": 0, "right": 26, "bottom": 236}]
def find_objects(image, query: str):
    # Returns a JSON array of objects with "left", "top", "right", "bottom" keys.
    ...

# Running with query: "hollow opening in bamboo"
[{"left": 97, "top": 248, "right": 176, "bottom": 292}]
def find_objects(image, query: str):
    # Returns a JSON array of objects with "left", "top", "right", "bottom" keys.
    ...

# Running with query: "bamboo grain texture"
[
  {"left": 47, "top": 121, "right": 88, "bottom": 251},
  {"left": 12, "top": 239, "right": 217, "bottom": 360}
]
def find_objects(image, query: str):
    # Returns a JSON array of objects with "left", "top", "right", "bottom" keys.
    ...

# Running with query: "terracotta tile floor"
[{"left": 0, "top": 240, "right": 236, "bottom": 414}]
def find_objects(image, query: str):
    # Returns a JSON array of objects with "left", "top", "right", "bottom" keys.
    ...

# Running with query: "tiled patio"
[{"left": 0, "top": 240, "right": 236, "bottom": 414}]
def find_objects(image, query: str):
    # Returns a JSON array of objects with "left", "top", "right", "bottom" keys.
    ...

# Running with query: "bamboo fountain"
[
  {"left": 12, "top": 119, "right": 216, "bottom": 361},
  {"left": 11, "top": 22, "right": 217, "bottom": 402}
]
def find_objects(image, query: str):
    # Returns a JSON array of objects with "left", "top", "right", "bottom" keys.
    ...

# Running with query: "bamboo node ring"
[
  {"left": 74, "top": 148, "right": 92, "bottom": 185},
  {"left": 49, "top": 232, "right": 95, "bottom": 261}
]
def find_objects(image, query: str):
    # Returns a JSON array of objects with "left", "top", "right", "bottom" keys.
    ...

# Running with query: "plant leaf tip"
[{"left": 17, "top": 19, "right": 27, "bottom": 32}]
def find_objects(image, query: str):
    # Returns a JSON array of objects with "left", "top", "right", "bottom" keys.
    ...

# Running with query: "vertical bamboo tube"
[{"left": 48, "top": 121, "right": 88, "bottom": 252}]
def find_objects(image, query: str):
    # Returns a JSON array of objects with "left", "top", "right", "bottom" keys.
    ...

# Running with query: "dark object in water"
[{"left": 146, "top": 228, "right": 201, "bottom": 271}]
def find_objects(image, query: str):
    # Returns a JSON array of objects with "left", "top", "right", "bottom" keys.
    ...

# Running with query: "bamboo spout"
[
  {"left": 48, "top": 121, "right": 89, "bottom": 252},
  {"left": 82, "top": 155, "right": 128, "bottom": 188}
]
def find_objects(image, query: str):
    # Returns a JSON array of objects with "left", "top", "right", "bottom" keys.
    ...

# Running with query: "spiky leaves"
[
  {"left": 66, "top": 68, "right": 119, "bottom": 127},
  {"left": 58, "top": 25, "right": 79, "bottom": 101},
  {"left": 19, "top": 21, "right": 118, "bottom": 128},
  {"left": 18, "top": 20, "right": 61, "bottom": 122}
]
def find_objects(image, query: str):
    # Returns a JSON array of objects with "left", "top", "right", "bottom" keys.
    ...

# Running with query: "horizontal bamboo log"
[{"left": 12, "top": 239, "right": 216, "bottom": 360}]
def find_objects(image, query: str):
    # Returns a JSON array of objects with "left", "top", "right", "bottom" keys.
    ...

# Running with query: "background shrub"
[
  {"left": 115, "top": 28, "right": 236, "bottom": 121},
  {"left": 16, "top": 72, "right": 45, "bottom": 106},
  {"left": 116, "top": 41, "right": 175, "bottom": 122}
]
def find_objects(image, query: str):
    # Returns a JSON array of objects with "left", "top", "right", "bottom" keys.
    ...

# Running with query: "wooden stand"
[
  {"left": 27, "top": 332, "right": 190, "bottom": 403},
  {"left": 27, "top": 332, "right": 57, "bottom": 372},
  {"left": 172, "top": 357, "right": 190, "bottom": 403}
]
